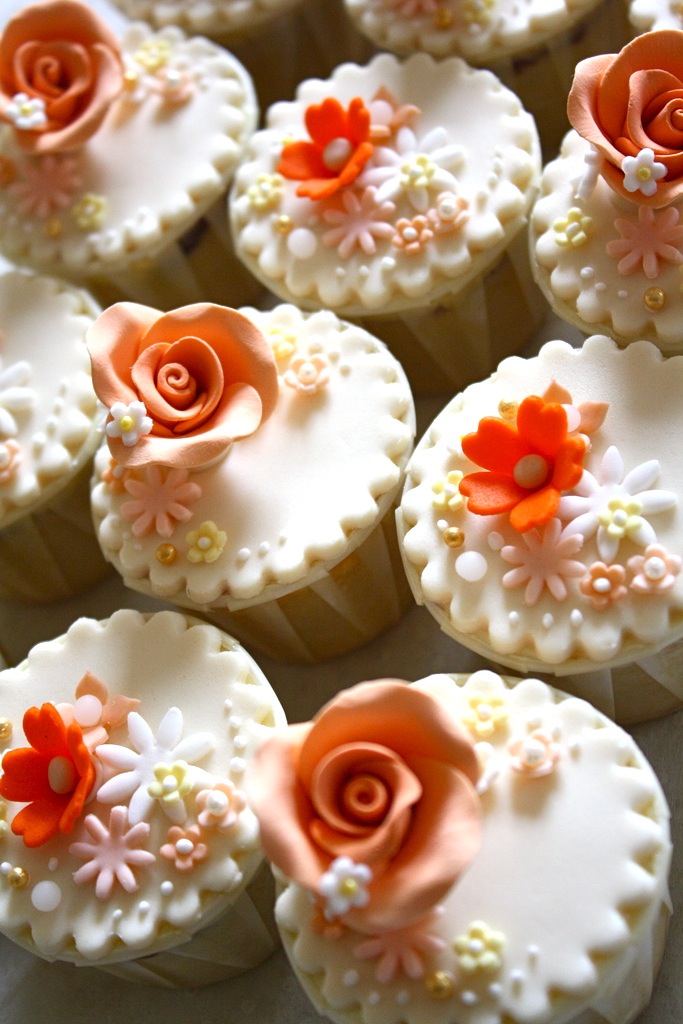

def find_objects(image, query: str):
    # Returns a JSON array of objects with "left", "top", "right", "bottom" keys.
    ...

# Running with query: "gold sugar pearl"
[
  {"left": 498, "top": 399, "right": 518, "bottom": 421},
  {"left": 425, "top": 970, "right": 455, "bottom": 1000},
  {"left": 275, "top": 214, "right": 293, "bottom": 235},
  {"left": 156, "top": 543, "right": 177, "bottom": 565},
  {"left": 6, "top": 866, "right": 29, "bottom": 889},
  {"left": 644, "top": 286, "right": 666, "bottom": 312},
  {"left": 433, "top": 6, "right": 454, "bottom": 27},
  {"left": 443, "top": 527, "right": 465, "bottom": 548},
  {"left": 0, "top": 717, "right": 11, "bottom": 742}
]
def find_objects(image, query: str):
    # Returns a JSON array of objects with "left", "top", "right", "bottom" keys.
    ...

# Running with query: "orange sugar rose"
[
  {"left": 460, "top": 395, "right": 587, "bottom": 533},
  {"left": 0, "top": 703, "right": 95, "bottom": 848},
  {"left": 87, "top": 302, "right": 279, "bottom": 470},
  {"left": 246, "top": 680, "right": 482, "bottom": 935},
  {"left": 568, "top": 31, "right": 683, "bottom": 207},
  {"left": 278, "top": 96, "right": 374, "bottom": 201},
  {"left": 0, "top": 0, "right": 124, "bottom": 155}
]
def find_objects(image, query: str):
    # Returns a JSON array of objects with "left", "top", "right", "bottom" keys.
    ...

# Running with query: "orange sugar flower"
[
  {"left": 460, "top": 396, "right": 587, "bottom": 533},
  {"left": 0, "top": 703, "right": 95, "bottom": 847},
  {"left": 278, "top": 96, "right": 374, "bottom": 201}
]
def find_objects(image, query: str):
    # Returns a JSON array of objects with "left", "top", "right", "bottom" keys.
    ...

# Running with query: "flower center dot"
[
  {"left": 523, "top": 739, "right": 545, "bottom": 765},
  {"left": 468, "top": 938, "right": 484, "bottom": 955},
  {"left": 637, "top": 166, "right": 652, "bottom": 181},
  {"left": 513, "top": 454, "right": 549, "bottom": 489},
  {"left": 323, "top": 137, "right": 352, "bottom": 171},
  {"left": 403, "top": 227, "right": 419, "bottom": 242},
  {"left": 644, "top": 556, "right": 666, "bottom": 580},
  {"left": 207, "top": 792, "right": 229, "bottom": 814},
  {"left": 119, "top": 415, "right": 134, "bottom": 433},
  {"left": 612, "top": 509, "right": 628, "bottom": 527},
  {"left": 47, "top": 756, "right": 76, "bottom": 795},
  {"left": 593, "top": 577, "right": 612, "bottom": 594},
  {"left": 197, "top": 536, "right": 212, "bottom": 550},
  {"left": 175, "top": 838, "right": 194, "bottom": 856},
  {"left": 477, "top": 703, "right": 492, "bottom": 721},
  {"left": 339, "top": 877, "right": 360, "bottom": 897},
  {"left": 163, "top": 774, "right": 178, "bottom": 792}
]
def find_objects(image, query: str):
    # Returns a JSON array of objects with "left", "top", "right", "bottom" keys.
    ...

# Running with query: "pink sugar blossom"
[
  {"left": 160, "top": 824, "right": 208, "bottom": 872},
  {"left": 70, "top": 806, "right": 155, "bottom": 899},
  {"left": 121, "top": 464, "right": 201, "bottom": 538},
  {"left": 196, "top": 781, "right": 246, "bottom": 832},
  {"left": 501, "top": 518, "right": 586, "bottom": 606},
  {"left": 606, "top": 206, "right": 683, "bottom": 279},
  {"left": 322, "top": 186, "right": 395, "bottom": 259},
  {"left": 628, "top": 543, "right": 682, "bottom": 594},
  {"left": 508, "top": 729, "right": 561, "bottom": 778},
  {"left": 8, "top": 154, "right": 82, "bottom": 218},
  {"left": 392, "top": 214, "right": 433, "bottom": 254},
  {"left": 353, "top": 907, "right": 447, "bottom": 983},
  {"left": 580, "top": 561, "right": 628, "bottom": 611},
  {"left": 283, "top": 354, "right": 329, "bottom": 395}
]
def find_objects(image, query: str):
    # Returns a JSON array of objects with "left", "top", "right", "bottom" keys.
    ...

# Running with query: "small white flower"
[
  {"left": 319, "top": 856, "right": 372, "bottom": 920},
  {"left": 621, "top": 149, "right": 666, "bottom": 198},
  {"left": 360, "top": 125, "right": 464, "bottom": 212},
  {"left": 558, "top": 445, "right": 677, "bottom": 561},
  {"left": 5, "top": 92, "right": 47, "bottom": 131},
  {"left": 106, "top": 400, "right": 153, "bottom": 447}
]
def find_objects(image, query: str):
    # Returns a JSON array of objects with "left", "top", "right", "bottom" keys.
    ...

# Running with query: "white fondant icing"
[
  {"left": 92, "top": 304, "right": 415, "bottom": 609},
  {"left": 276, "top": 672, "right": 671, "bottom": 1024},
  {"left": 398, "top": 336, "right": 683, "bottom": 678},
  {"left": 112, "top": 0, "right": 304, "bottom": 38},
  {"left": 0, "top": 609, "right": 286, "bottom": 964}
]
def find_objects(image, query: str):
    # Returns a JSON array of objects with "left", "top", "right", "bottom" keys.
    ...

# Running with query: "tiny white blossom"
[
  {"left": 5, "top": 92, "right": 47, "bottom": 130},
  {"left": 621, "top": 149, "right": 666, "bottom": 197},
  {"left": 360, "top": 125, "right": 464, "bottom": 212},
  {"left": 106, "top": 400, "right": 153, "bottom": 447},
  {"left": 319, "top": 856, "right": 372, "bottom": 920}
]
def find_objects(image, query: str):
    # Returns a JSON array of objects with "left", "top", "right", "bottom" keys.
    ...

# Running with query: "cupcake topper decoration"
[
  {"left": 87, "top": 302, "right": 279, "bottom": 470},
  {"left": 0, "top": 0, "right": 125, "bottom": 155},
  {"left": 568, "top": 30, "right": 683, "bottom": 208}
]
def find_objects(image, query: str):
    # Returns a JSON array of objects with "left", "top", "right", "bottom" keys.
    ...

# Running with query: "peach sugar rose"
[
  {"left": 0, "top": 0, "right": 124, "bottom": 155},
  {"left": 247, "top": 680, "right": 482, "bottom": 935},
  {"left": 87, "top": 302, "right": 280, "bottom": 469},
  {"left": 568, "top": 31, "right": 683, "bottom": 208}
]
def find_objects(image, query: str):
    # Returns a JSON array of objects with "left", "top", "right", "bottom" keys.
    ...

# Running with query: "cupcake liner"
[
  {"left": 156, "top": 503, "right": 412, "bottom": 662},
  {"left": 0, "top": 452, "right": 111, "bottom": 605},
  {"left": 354, "top": 228, "right": 546, "bottom": 396},
  {"left": 94, "top": 861, "right": 279, "bottom": 987}
]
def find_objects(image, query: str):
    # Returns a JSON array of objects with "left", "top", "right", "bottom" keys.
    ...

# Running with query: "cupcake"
[
  {"left": 343, "top": 0, "right": 631, "bottom": 159},
  {"left": 531, "top": 30, "right": 683, "bottom": 354},
  {"left": 88, "top": 301, "right": 415, "bottom": 663},
  {"left": 108, "top": 0, "right": 374, "bottom": 111},
  {"left": 629, "top": 0, "right": 683, "bottom": 33},
  {"left": 229, "top": 52, "right": 544, "bottom": 396},
  {"left": 0, "top": 0, "right": 261, "bottom": 310},
  {"left": 398, "top": 335, "right": 683, "bottom": 724},
  {"left": 0, "top": 266, "right": 108, "bottom": 604},
  {"left": 247, "top": 671, "right": 672, "bottom": 1024},
  {"left": 0, "top": 608, "right": 286, "bottom": 987}
]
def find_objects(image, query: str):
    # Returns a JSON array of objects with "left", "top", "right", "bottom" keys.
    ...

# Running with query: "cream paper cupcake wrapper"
[
  {"left": 0, "top": 457, "right": 110, "bottom": 604},
  {"left": 354, "top": 227, "right": 546, "bottom": 396},
  {"left": 155, "top": 503, "right": 412, "bottom": 663},
  {"left": 94, "top": 861, "right": 279, "bottom": 988}
]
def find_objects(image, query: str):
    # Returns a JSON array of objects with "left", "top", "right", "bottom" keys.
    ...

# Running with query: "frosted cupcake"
[
  {"left": 343, "top": 0, "right": 631, "bottom": 159},
  {"left": 0, "top": 609, "right": 286, "bottom": 986},
  {"left": 0, "top": 266, "right": 108, "bottom": 603},
  {"left": 247, "top": 671, "right": 672, "bottom": 1024},
  {"left": 0, "top": 0, "right": 260, "bottom": 310},
  {"left": 88, "top": 301, "right": 415, "bottom": 662},
  {"left": 531, "top": 30, "right": 683, "bottom": 354},
  {"left": 629, "top": 0, "right": 683, "bottom": 32},
  {"left": 229, "top": 52, "right": 544, "bottom": 396},
  {"left": 398, "top": 335, "right": 683, "bottom": 723}
]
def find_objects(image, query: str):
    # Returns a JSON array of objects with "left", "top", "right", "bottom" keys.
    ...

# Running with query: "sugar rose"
[
  {"left": 0, "top": 0, "right": 124, "bottom": 155},
  {"left": 87, "top": 302, "right": 279, "bottom": 469},
  {"left": 247, "top": 680, "right": 482, "bottom": 934},
  {"left": 568, "top": 31, "right": 683, "bottom": 207}
]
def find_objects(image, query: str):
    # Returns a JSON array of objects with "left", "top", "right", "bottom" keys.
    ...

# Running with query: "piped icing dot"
[
  {"left": 455, "top": 551, "right": 487, "bottom": 582},
  {"left": 31, "top": 880, "right": 62, "bottom": 913}
]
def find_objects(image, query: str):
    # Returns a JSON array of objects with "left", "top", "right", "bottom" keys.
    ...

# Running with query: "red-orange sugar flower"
[
  {"left": 0, "top": 702, "right": 95, "bottom": 847},
  {"left": 460, "top": 396, "right": 587, "bottom": 534},
  {"left": 278, "top": 96, "right": 374, "bottom": 201}
]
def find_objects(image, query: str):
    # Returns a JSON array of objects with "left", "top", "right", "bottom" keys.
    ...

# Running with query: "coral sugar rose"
[
  {"left": 247, "top": 680, "right": 482, "bottom": 934},
  {"left": 87, "top": 302, "right": 280, "bottom": 469},
  {"left": 0, "top": 0, "right": 124, "bottom": 155},
  {"left": 568, "top": 31, "right": 683, "bottom": 208}
]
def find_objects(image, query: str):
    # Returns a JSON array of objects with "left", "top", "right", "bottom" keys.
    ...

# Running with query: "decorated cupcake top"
[
  {"left": 344, "top": 0, "right": 611, "bottom": 65},
  {"left": 230, "top": 52, "right": 539, "bottom": 317},
  {"left": 532, "top": 30, "right": 683, "bottom": 349},
  {"left": 111, "top": 0, "right": 305, "bottom": 41},
  {"left": 630, "top": 0, "right": 683, "bottom": 35},
  {"left": 399, "top": 335, "right": 683, "bottom": 680},
  {"left": 0, "top": 0, "right": 257, "bottom": 278},
  {"left": 250, "top": 671, "right": 670, "bottom": 1024},
  {"left": 90, "top": 303, "right": 414, "bottom": 615},
  {"left": 0, "top": 609, "right": 287, "bottom": 963},
  {"left": 0, "top": 267, "right": 103, "bottom": 528}
]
